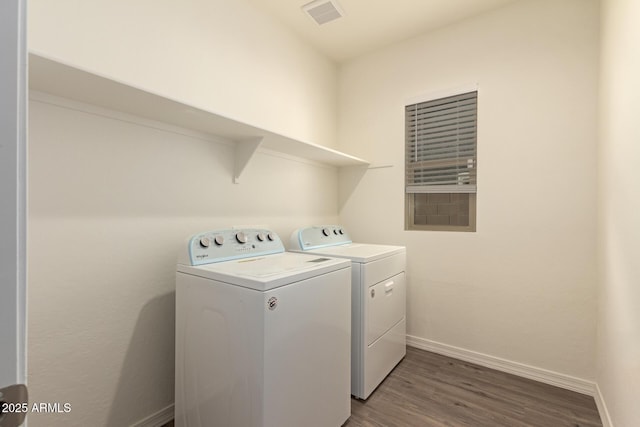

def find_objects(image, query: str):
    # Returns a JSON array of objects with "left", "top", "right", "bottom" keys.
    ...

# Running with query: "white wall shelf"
[{"left": 28, "top": 53, "right": 369, "bottom": 182}]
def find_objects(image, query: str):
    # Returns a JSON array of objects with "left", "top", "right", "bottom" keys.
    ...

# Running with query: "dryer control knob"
[
  {"left": 322, "top": 228, "right": 330, "bottom": 237},
  {"left": 267, "top": 232, "right": 275, "bottom": 241},
  {"left": 236, "top": 232, "right": 248, "bottom": 244},
  {"left": 214, "top": 235, "right": 224, "bottom": 246},
  {"left": 339, "top": 229, "right": 344, "bottom": 235},
  {"left": 256, "top": 233, "right": 265, "bottom": 242},
  {"left": 199, "top": 237, "right": 210, "bottom": 248},
  {"left": 333, "top": 229, "right": 339, "bottom": 235}
]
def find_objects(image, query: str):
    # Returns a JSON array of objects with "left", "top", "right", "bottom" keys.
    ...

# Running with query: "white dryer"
[
  {"left": 290, "top": 225, "right": 406, "bottom": 400},
  {"left": 176, "top": 228, "right": 352, "bottom": 427}
]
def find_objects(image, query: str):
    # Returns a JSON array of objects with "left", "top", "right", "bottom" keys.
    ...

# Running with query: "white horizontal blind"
[{"left": 405, "top": 91, "right": 477, "bottom": 194}]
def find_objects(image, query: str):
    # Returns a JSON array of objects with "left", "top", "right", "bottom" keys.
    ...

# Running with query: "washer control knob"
[
  {"left": 267, "top": 232, "right": 275, "bottom": 241},
  {"left": 256, "top": 233, "right": 266, "bottom": 242},
  {"left": 236, "top": 232, "right": 247, "bottom": 244},
  {"left": 214, "top": 235, "right": 224, "bottom": 246},
  {"left": 333, "top": 229, "right": 339, "bottom": 235},
  {"left": 339, "top": 229, "right": 344, "bottom": 235},
  {"left": 322, "top": 228, "right": 330, "bottom": 237},
  {"left": 199, "top": 237, "right": 210, "bottom": 248}
]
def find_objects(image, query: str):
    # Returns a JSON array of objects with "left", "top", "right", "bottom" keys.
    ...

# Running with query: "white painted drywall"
[
  {"left": 26, "top": 95, "right": 339, "bottom": 427},
  {"left": 28, "top": 0, "right": 337, "bottom": 148},
  {"left": 597, "top": 0, "right": 640, "bottom": 425},
  {"left": 338, "top": 0, "right": 599, "bottom": 380},
  {"left": 27, "top": 1, "right": 340, "bottom": 425}
]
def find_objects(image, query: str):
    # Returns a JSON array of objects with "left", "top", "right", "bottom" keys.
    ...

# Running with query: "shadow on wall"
[
  {"left": 338, "top": 166, "right": 368, "bottom": 211},
  {"left": 106, "top": 291, "right": 175, "bottom": 427}
]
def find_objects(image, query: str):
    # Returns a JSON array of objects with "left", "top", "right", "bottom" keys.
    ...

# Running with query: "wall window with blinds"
[{"left": 405, "top": 90, "right": 477, "bottom": 231}]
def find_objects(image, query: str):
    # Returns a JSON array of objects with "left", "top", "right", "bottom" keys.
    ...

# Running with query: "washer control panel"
[
  {"left": 186, "top": 228, "right": 284, "bottom": 265},
  {"left": 292, "top": 225, "right": 352, "bottom": 251}
]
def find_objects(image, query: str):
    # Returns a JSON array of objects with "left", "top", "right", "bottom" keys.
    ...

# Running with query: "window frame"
[{"left": 404, "top": 84, "right": 478, "bottom": 232}]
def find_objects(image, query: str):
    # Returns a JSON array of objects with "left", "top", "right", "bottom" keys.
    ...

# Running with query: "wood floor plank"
[{"left": 345, "top": 346, "right": 602, "bottom": 427}]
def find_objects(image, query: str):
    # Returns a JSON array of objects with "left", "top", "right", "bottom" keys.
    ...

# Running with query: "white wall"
[
  {"left": 338, "top": 0, "right": 599, "bottom": 381},
  {"left": 597, "top": 0, "right": 640, "bottom": 425},
  {"left": 26, "top": 95, "right": 339, "bottom": 427},
  {"left": 27, "top": 1, "right": 341, "bottom": 425},
  {"left": 28, "top": 0, "right": 338, "bottom": 148}
]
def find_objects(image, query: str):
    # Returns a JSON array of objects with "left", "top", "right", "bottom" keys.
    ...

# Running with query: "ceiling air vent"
[{"left": 302, "top": 0, "right": 344, "bottom": 26}]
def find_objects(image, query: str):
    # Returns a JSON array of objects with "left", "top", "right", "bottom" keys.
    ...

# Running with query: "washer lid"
[
  {"left": 177, "top": 252, "right": 350, "bottom": 291},
  {"left": 294, "top": 243, "right": 405, "bottom": 263}
]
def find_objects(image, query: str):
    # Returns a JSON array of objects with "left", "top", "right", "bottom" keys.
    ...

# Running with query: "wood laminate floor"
[
  {"left": 345, "top": 347, "right": 601, "bottom": 427},
  {"left": 163, "top": 346, "right": 602, "bottom": 427}
]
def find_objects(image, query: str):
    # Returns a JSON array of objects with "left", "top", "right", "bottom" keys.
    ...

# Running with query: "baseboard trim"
[
  {"left": 406, "top": 335, "right": 596, "bottom": 396},
  {"left": 130, "top": 404, "right": 174, "bottom": 427},
  {"left": 593, "top": 383, "right": 613, "bottom": 427}
]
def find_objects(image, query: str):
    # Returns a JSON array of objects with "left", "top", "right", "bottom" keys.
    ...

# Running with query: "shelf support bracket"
[{"left": 234, "top": 137, "right": 264, "bottom": 184}]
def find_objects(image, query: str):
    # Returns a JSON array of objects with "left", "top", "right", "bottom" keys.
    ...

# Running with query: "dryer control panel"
[
  {"left": 182, "top": 228, "right": 284, "bottom": 266},
  {"left": 291, "top": 225, "right": 352, "bottom": 251}
]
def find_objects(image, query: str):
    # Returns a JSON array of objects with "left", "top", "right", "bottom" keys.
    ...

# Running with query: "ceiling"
[{"left": 248, "top": 0, "right": 519, "bottom": 62}]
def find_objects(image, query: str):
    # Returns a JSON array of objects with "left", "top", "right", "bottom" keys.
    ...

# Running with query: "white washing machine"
[
  {"left": 290, "top": 225, "right": 406, "bottom": 400},
  {"left": 175, "top": 228, "right": 352, "bottom": 427}
]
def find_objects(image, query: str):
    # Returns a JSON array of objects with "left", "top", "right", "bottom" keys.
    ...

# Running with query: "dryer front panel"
[{"left": 366, "top": 272, "right": 406, "bottom": 346}]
